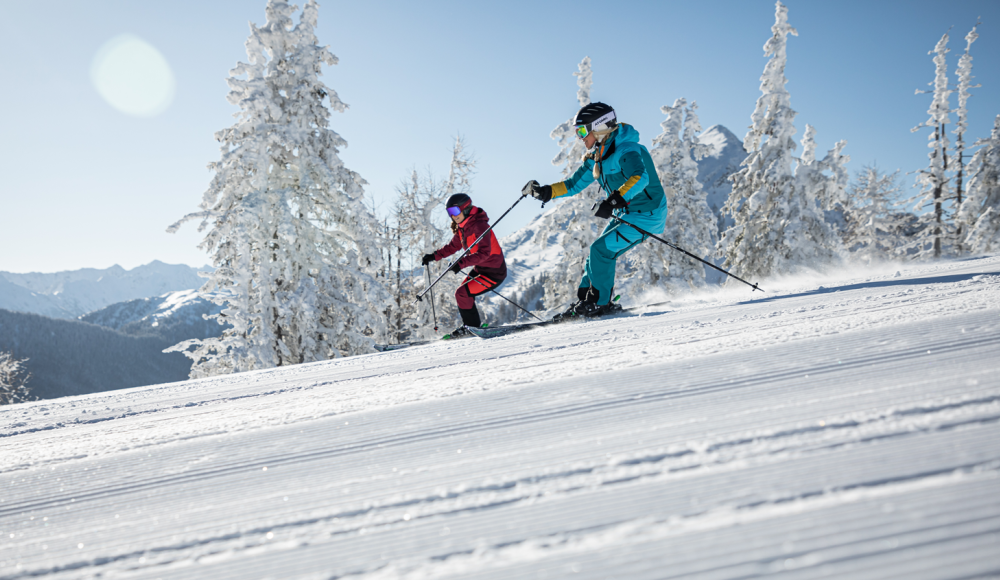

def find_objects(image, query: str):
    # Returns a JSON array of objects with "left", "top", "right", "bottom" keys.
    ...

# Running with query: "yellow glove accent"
[{"left": 551, "top": 181, "right": 569, "bottom": 199}]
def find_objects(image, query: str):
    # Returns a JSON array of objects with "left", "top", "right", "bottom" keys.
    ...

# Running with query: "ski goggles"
[
  {"left": 575, "top": 125, "right": 590, "bottom": 139},
  {"left": 446, "top": 205, "right": 464, "bottom": 216}
]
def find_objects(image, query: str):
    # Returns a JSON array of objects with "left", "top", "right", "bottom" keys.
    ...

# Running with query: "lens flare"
[{"left": 90, "top": 34, "right": 176, "bottom": 118}]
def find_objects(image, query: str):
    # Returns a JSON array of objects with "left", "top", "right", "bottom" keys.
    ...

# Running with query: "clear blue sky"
[{"left": 1, "top": 0, "right": 997, "bottom": 273}]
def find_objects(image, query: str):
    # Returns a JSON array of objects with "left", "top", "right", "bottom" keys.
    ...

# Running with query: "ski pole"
[
  {"left": 415, "top": 193, "right": 527, "bottom": 303},
  {"left": 452, "top": 271, "right": 545, "bottom": 323},
  {"left": 425, "top": 265, "right": 439, "bottom": 332},
  {"left": 610, "top": 214, "right": 764, "bottom": 293}
]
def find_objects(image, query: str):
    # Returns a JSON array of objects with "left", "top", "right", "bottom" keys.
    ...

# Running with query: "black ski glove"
[
  {"left": 594, "top": 190, "right": 628, "bottom": 219},
  {"left": 522, "top": 180, "right": 552, "bottom": 203},
  {"left": 448, "top": 261, "right": 463, "bottom": 274},
  {"left": 421, "top": 253, "right": 436, "bottom": 266}
]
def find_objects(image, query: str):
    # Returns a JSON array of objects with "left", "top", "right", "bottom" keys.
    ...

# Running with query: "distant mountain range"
[
  {"left": 0, "top": 260, "right": 208, "bottom": 319},
  {"left": 0, "top": 263, "right": 228, "bottom": 401},
  {"left": 0, "top": 309, "right": 193, "bottom": 400}
]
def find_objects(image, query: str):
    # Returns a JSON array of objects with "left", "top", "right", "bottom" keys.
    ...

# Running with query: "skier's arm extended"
[
  {"left": 433, "top": 231, "right": 464, "bottom": 261},
  {"left": 549, "top": 158, "right": 596, "bottom": 199}
]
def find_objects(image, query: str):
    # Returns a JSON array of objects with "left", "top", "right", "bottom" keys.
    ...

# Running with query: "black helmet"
[
  {"left": 574, "top": 102, "right": 617, "bottom": 136},
  {"left": 446, "top": 193, "right": 472, "bottom": 217}
]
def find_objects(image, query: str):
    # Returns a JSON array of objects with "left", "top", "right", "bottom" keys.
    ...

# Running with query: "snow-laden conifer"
[
  {"left": 843, "top": 166, "right": 905, "bottom": 262},
  {"left": 718, "top": 2, "right": 843, "bottom": 282},
  {"left": 620, "top": 98, "right": 715, "bottom": 296},
  {"left": 444, "top": 135, "right": 476, "bottom": 198},
  {"left": 534, "top": 57, "right": 603, "bottom": 310},
  {"left": 796, "top": 124, "right": 850, "bottom": 214},
  {"left": 907, "top": 32, "right": 954, "bottom": 259},
  {"left": 960, "top": 115, "right": 1000, "bottom": 254},
  {"left": 430, "top": 136, "right": 476, "bottom": 327},
  {"left": 0, "top": 351, "right": 32, "bottom": 405},
  {"left": 166, "top": 0, "right": 387, "bottom": 377},
  {"left": 383, "top": 136, "right": 477, "bottom": 341},
  {"left": 953, "top": 24, "right": 980, "bottom": 251}
]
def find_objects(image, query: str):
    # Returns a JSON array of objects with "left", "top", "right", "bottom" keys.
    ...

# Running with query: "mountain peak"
[{"left": 698, "top": 125, "right": 743, "bottom": 158}]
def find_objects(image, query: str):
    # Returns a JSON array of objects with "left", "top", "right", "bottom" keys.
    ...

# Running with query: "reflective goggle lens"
[
  {"left": 446, "top": 205, "right": 463, "bottom": 216},
  {"left": 575, "top": 125, "right": 589, "bottom": 139}
]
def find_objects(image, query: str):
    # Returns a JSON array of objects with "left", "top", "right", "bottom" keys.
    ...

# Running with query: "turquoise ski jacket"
[{"left": 549, "top": 123, "right": 666, "bottom": 216}]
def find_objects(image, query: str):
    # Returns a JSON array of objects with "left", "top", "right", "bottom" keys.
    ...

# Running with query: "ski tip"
[{"left": 441, "top": 334, "right": 451, "bottom": 340}]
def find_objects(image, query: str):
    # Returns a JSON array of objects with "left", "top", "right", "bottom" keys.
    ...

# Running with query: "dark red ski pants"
[{"left": 455, "top": 271, "right": 502, "bottom": 310}]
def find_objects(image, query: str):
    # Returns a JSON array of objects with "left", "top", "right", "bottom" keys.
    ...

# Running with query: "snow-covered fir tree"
[
  {"left": 620, "top": 98, "right": 716, "bottom": 296},
  {"left": 534, "top": 56, "right": 604, "bottom": 310},
  {"left": 953, "top": 23, "right": 980, "bottom": 252},
  {"left": 718, "top": 1, "right": 843, "bottom": 283},
  {"left": 428, "top": 136, "right": 476, "bottom": 329},
  {"left": 0, "top": 351, "right": 32, "bottom": 405},
  {"left": 960, "top": 115, "right": 1000, "bottom": 254},
  {"left": 907, "top": 32, "right": 954, "bottom": 259},
  {"left": 843, "top": 165, "right": 905, "bottom": 262},
  {"left": 380, "top": 136, "right": 477, "bottom": 342},
  {"left": 166, "top": 0, "right": 387, "bottom": 377},
  {"left": 445, "top": 134, "right": 476, "bottom": 198},
  {"left": 384, "top": 172, "right": 431, "bottom": 342},
  {"left": 796, "top": 124, "right": 849, "bottom": 215}
]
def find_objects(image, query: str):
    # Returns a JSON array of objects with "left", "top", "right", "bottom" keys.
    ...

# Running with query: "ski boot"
[
  {"left": 580, "top": 300, "right": 623, "bottom": 318},
  {"left": 443, "top": 307, "right": 484, "bottom": 339},
  {"left": 443, "top": 325, "right": 474, "bottom": 340},
  {"left": 551, "top": 287, "right": 600, "bottom": 322},
  {"left": 550, "top": 300, "right": 582, "bottom": 322}
]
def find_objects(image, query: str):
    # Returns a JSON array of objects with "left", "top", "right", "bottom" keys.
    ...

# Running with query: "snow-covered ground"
[{"left": 2, "top": 256, "right": 999, "bottom": 579}]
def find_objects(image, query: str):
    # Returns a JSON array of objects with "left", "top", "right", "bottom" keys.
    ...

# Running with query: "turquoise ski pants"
[{"left": 579, "top": 204, "right": 666, "bottom": 305}]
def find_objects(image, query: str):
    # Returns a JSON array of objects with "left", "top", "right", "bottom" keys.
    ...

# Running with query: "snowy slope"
[
  {"left": 2, "top": 256, "right": 999, "bottom": 579},
  {"left": 0, "top": 261, "right": 207, "bottom": 319}
]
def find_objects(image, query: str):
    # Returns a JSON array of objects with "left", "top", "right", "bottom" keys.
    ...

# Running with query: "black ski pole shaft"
[
  {"left": 415, "top": 193, "right": 527, "bottom": 303},
  {"left": 453, "top": 272, "right": 544, "bottom": 323},
  {"left": 611, "top": 215, "right": 764, "bottom": 293},
  {"left": 487, "top": 287, "right": 545, "bottom": 322},
  {"left": 425, "top": 265, "right": 438, "bottom": 332}
]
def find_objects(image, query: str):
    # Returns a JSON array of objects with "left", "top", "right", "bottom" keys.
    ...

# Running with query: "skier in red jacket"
[{"left": 422, "top": 194, "right": 507, "bottom": 338}]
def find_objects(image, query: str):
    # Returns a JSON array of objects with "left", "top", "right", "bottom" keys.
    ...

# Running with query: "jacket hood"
[
  {"left": 612, "top": 123, "right": 640, "bottom": 146},
  {"left": 460, "top": 206, "right": 489, "bottom": 227}
]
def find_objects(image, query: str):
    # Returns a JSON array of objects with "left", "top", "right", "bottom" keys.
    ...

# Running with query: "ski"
[
  {"left": 373, "top": 327, "right": 479, "bottom": 351},
  {"left": 373, "top": 341, "right": 432, "bottom": 352},
  {"left": 377, "top": 300, "right": 673, "bottom": 347},
  {"left": 466, "top": 299, "right": 672, "bottom": 340}
]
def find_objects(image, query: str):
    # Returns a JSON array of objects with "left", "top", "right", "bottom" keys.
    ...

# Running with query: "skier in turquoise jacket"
[{"left": 524, "top": 102, "right": 668, "bottom": 318}]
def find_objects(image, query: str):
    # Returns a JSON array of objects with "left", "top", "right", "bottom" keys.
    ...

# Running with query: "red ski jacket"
[{"left": 433, "top": 206, "right": 507, "bottom": 280}]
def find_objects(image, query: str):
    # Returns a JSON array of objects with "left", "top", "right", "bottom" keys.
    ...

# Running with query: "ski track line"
[
  {"left": 3, "top": 261, "right": 1000, "bottom": 579},
  {"left": 5, "top": 419, "right": 999, "bottom": 580},
  {"left": 2, "top": 272, "right": 994, "bottom": 445},
  {"left": 3, "top": 337, "right": 998, "bottom": 525},
  {"left": 3, "top": 314, "right": 996, "bottom": 482},
  {"left": 7, "top": 304, "right": 995, "bottom": 462},
  {"left": 41, "top": 449, "right": 999, "bottom": 580},
  {"left": 6, "top": 393, "right": 998, "bottom": 527}
]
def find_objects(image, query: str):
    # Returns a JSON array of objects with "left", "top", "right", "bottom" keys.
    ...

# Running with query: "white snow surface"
[{"left": 3, "top": 256, "right": 1000, "bottom": 579}]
